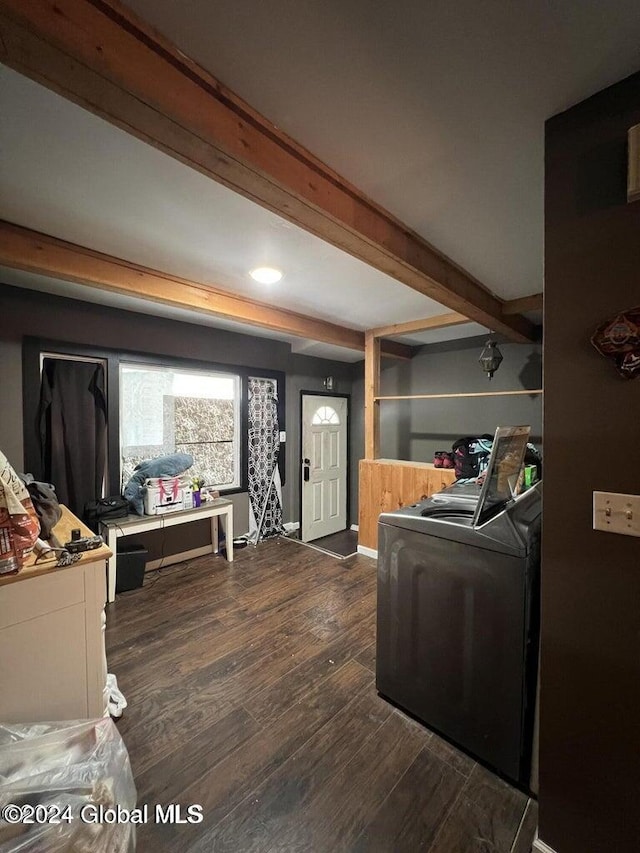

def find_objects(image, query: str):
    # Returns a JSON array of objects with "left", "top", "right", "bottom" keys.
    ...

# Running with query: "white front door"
[{"left": 301, "top": 395, "right": 348, "bottom": 542}]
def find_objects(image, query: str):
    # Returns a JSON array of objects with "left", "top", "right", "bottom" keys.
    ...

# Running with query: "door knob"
[{"left": 302, "top": 458, "right": 310, "bottom": 482}]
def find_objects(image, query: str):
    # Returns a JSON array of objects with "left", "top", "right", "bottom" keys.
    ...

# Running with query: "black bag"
[
  {"left": 84, "top": 496, "right": 129, "bottom": 528},
  {"left": 451, "top": 435, "right": 494, "bottom": 480}
]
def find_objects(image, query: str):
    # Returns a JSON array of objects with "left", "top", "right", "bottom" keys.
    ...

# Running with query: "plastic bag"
[
  {"left": 0, "top": 718, "right": 137, "bottom": 852},
  {"left": 0, "top": 452, "right": 40, "bottom": 576},
  {"left": 106, "top": 674, "right": 128, "bottom": 720}
]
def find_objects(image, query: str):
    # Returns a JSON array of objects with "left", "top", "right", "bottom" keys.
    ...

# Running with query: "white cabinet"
[{"left": 0, "top": 508, "right": 111, "bottom": 723}]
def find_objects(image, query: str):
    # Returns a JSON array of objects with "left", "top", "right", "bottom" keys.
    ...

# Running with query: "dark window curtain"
[
  {"left": 38, "top": 359, "right": 107, "bottom": 519},
  {"left": 247, "top": 377, "right": 283, "bottom": 542}
]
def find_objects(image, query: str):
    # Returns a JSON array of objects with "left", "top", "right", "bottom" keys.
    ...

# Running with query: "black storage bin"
[{"left": 115, "top": 543, "right": 148, "bottom": 593}]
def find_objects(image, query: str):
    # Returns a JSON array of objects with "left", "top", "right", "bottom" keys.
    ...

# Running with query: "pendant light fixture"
[{"left": 479, "top": 337, "right": 503, "bottom": 380}]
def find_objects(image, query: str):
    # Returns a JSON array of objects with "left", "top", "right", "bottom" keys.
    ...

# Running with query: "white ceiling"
[
  {"left": 0, "top": 65, "right": 450, "bottom": 358},
  {"left": 1, "top": 1, "right": 639, "bottom": 359},
  {"left": 123, "top": 0, "right": 640, "bottom": 297},
  {"left": 0, "top": 265, "right": 368, "bottom": 362}
]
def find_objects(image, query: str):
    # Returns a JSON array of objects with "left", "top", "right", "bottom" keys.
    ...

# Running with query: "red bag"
[{"left": 0, "top": 451, "right": 40, "bottom": 575}]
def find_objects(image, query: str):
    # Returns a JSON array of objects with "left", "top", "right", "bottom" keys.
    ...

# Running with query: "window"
[
  {"left": 119, "top": 363, "right": 241, "bottom": 491},
  {"left": 311, "top": 405, "right": 340, "bottom": 425}
]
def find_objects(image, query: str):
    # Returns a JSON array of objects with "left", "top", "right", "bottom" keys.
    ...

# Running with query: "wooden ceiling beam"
[
  {"left": 377, "top": 339, "right": 413, "bottom": 360},
  {"left": 0, "top": 0, "right": 535, "bottom": 343},
  {"left": 370, "top": 294, "right": 543, "bottom": 339},
  {"left": 371, "top": 311, "right": 469, "bottom": 339},
  {"left": 502, "top": 293, "right": 543, "bottom": 314},
  {"left": 0, "top": 221, "right": 411, "bottom": 358}
]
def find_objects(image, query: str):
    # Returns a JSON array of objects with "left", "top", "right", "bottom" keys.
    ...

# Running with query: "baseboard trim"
[
  {"left": 350, "top": 524, "right": 359, "bottom": 532},
  {"left": 357, "top": 544, "right": 378, "bottom": 559},
  {"left": 532, "top": 832, "right": 559, "bottom": 853}
]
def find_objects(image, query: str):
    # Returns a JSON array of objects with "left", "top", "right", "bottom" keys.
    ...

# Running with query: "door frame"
[{"left": 299, "top": 390, "right": 351, "bottom": 539}]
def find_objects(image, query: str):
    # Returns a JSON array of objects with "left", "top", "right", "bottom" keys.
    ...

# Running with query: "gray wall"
[
  {"left": 0, "top": 337, "right": 23, "bottom": 468},
  {"left": 0, "top": 283, "right": 354, "bottom": 537},
  {"left": 0, "top": 283, "right": 543, "bottom": 542},
  {"left": 350, "top": 336, "right": 542, "bottom": 520}
]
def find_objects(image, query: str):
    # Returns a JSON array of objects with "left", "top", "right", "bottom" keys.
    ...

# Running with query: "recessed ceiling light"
[{"left": 249, "top": 266, "right": 283, "bottom": 284}]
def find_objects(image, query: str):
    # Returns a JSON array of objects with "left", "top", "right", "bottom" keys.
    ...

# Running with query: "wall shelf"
[{"left": 375, "top": 389, "right": 543, "bottom": 401}]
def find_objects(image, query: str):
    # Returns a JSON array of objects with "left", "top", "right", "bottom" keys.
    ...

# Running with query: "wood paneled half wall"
[{"left": 358, "top": 460, "right": 456, "bottom": 551}]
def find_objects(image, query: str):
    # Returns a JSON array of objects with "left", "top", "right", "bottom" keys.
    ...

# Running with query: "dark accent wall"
[
  {"left": 0, "top": 283, "right": 355, "bottom": 541},
  {"left": 541, "top": 72, "right": 640, "bottom": 853},
  {"left": 350, "top": 337, "right": 542, "bottom": 521}
]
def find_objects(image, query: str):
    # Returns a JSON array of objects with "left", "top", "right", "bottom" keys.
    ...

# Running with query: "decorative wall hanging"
[{"left": 591, "top": 306, "right": 640, "bottom": 379}]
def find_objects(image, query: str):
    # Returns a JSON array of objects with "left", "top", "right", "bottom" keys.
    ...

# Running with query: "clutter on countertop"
[
  {"left": 1, "top": 505, "right": 112, "bottom": 586},
  {"left": 0, "top": 451, "right": 40, "bottom": 576},
  {"left": 18, "top": 474, "right": 62, "bottom": 541}
]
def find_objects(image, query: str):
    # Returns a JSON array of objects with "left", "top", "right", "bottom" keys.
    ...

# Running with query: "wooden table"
[
  {"left": 100, "top": 498, "right": 234, "bottom": 603},
  {"left": 0, "top": 506, "right": 112, "bottom": 723}
]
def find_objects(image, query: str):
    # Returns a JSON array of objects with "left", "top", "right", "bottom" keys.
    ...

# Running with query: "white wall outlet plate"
[
  {"left": 279, "top": 431, "right": 286, "bottom": 443},
  {"left": 593, "top": 491, "right": 640, "bottom": 537}
]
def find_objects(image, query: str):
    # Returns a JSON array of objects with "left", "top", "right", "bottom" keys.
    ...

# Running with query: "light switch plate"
[
  {"left": 279, "top": 431, "right": 286, "bottom": 443},
  {"left": 593, "top": 491, "right": 640, "bottom": 537}
]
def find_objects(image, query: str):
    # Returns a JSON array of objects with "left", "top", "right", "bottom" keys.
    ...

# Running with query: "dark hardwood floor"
[
  {"left": 302, "top": 528, "right": 359, "bottom": 558},
  {"left": 105, "top": 538, "right": 536, "bottom": 853}
]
